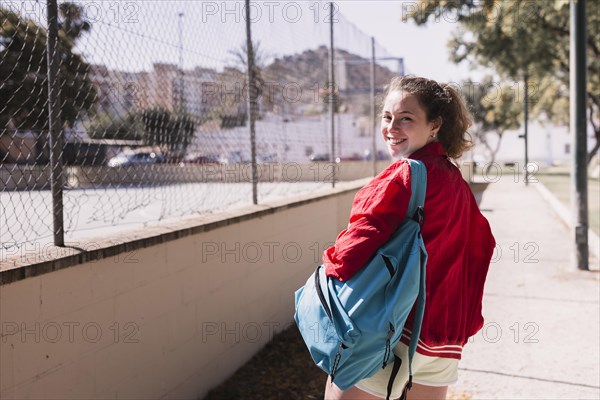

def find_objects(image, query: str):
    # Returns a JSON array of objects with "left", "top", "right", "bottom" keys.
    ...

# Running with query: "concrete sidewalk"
[{"left": 451, "top": 176, "right": 600, "bottom": 399}]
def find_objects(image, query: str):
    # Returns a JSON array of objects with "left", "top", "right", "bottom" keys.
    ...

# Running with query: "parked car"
[
  {"left": 226, "top": 151, "right": 251, "bottom": 164},
  {"left": 335, "top": 153, "right": 364, "bottom": 163},
  {"left": 182, "top": 153, "right": 221, "bottom": 164},
  {"left": 309, "top": 153, "right": 331, "bottom": 162},
  {"left": 258, "top": 153, "right": 278, "bottom": 163},
  {"left": 107, "top": 150, "right": 164, "bottom": 167},
  {"left": 365, "top": 150, "right": 390, "bottom": 161}
]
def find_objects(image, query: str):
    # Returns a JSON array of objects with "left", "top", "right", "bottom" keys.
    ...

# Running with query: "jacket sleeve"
[{"left": 323, "top": 165, "right": 411, "bottom": 281}]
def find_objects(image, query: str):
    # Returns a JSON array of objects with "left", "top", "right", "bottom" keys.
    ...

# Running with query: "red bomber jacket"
[{"left": 323, "top": 142, "right": 495, "bottom": 359}]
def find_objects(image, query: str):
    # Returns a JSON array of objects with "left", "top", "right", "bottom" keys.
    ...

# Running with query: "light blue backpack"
[{"left": 294, "top": 159, "right": 427, "bottom": 400}]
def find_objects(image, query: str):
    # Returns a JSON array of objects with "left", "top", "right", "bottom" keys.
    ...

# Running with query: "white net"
[{"left": 1, "top": 1, "right": 399, "bottom": 258}]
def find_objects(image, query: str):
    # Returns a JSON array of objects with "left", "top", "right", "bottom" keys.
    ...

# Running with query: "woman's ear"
[{"left": 431, "top": 117, "right": 442, "bottom": 135}]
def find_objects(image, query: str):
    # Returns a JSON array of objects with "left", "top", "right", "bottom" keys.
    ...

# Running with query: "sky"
[
  {"left": 44, "top": 0, "right": 484, "bottom": 84},
  {"left": 335, "top": 1, "right": 478, "bottom": 82}
]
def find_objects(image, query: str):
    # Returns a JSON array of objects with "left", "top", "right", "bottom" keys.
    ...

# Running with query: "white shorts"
[{"left": 354, "top": 341, "right": 459, "bottom": 399}]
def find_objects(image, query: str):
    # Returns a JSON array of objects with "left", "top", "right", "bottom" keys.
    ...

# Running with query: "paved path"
[{"left": 452, "top": 175, "right": 600, "bottom": 399}]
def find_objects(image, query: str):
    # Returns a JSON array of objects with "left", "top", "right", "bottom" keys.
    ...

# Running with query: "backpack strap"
[
  {"left": 404, "top": 159, "right": 427, "bottom": 398},
  {"left": 386, "top": 159, "right": 427, "bottom": 400},
  {"left": 400, "top": 245, "right": 426, "bottom": 400},
  {"left": 405, "top": 159, "right": 427, "bottom": 221},
  {"left": 386, "top": 356, "right": 403, "bottom": 400}
]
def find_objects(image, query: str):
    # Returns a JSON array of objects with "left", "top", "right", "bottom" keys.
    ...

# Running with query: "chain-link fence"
[{"left": 1, "top": 0, "right": 401, "bottom": 259}]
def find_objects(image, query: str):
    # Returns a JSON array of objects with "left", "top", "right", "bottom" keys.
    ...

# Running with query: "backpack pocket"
[{"left": 294, "top": 266, "right": 359, "bottom": 377}]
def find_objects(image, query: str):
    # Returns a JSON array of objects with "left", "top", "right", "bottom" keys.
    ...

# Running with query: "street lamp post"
[
  {"left": 524, "top": 71, "right": 529, "bottom": 185},
  {"left": 177, "top": 12, "right": 184, "bottom": 114},
  {"left": 329, "top": 2, "right": 336, "bottom": 188},
  {"left": 570, "top": 0, "right": 589, "bottom": 270}
]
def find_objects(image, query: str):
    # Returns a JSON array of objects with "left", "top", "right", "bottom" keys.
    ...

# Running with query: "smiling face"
[{"left": 381, "top": 90, "right": 440, "bottom": 160}]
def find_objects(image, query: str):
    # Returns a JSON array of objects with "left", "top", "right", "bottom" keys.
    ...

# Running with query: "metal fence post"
[
  {"left": 46, "top": 0, "right": 65, "bottom": 246},
  {"left": 570, "top": 0, "right": 589, "bottom": 270},
  {"left": 329, "top": 2, "right": 336, "bottom": 188},
  {"left": 370, "top": 37, "right": 377, "bottom": 177},
  {"left": 245, "top": 0, "right": 258, "bottom": 204},
  {"left": 178, "top": 12, "right": 185, "bottom": 115},
  {"left": 524, "top": 71, "right": 529, "bottom": 186}
]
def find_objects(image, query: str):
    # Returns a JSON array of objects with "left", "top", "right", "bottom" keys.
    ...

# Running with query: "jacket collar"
[{"left": 408, "top": 142, "right": 446, "bottom": 160}]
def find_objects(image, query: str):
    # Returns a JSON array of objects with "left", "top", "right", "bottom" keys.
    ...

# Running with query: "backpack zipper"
[
  {"left": 382, "top": 323, "right": 395, "bottom": 368},
  {"left": 330, "top": 342, "right": 346, "bottom": 381}
]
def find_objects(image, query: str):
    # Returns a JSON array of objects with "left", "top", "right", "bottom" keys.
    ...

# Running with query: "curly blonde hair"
[{"left": 382, "top": 76, "right": 473, "bottom": 159}]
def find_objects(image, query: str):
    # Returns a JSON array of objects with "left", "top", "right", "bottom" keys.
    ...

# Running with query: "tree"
[
  {"left": 0, "top": 3, "right": 97, "bottom": 131},
  {"left": 228, "top": 39, "right": 268, "bottom": 87},
  {"left": 86, "top": 108, "right": 197, "bottom": 158},
  {"left": 211, "top": 67, "right": 248, "bottom": 128},
  {"left": 86, "top": 112, "right": 144, "bottom": 141},
  {"left": 228, "top": 40, "right": 271, "bottom": 114},
  {"left": 141, "top": 108, "right": 196, "bottom": 158},
  {"left": 406, "top": 0, "right": 600, "bottom": 164},
  {"left": 321, "top": 80, "right": 342, "bottom": 114},
  {"left": 57, "top": 2, "right": 91, "bottom": 45},
  {"left": 461, "top": 78, "right": 522, "bottom": 169}
]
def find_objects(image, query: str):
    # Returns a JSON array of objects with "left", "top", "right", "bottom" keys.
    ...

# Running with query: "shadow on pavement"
[{"left": 469, "top": 181, "right": 490, "bottom": 207}]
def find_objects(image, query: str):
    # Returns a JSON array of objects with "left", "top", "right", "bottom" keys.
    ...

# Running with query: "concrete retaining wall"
[{"left": 0, "top": 181, "right": 363, "bottom": 399}]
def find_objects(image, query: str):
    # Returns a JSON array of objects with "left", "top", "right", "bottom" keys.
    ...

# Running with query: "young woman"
[{"left": 323, "top": 76, "right": 496, "bottom": 400}]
